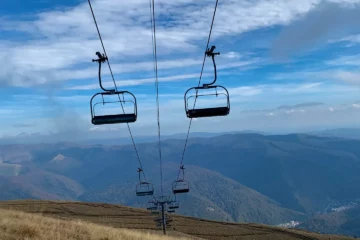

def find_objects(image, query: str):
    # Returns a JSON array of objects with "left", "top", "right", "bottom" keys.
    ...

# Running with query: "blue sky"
[{"left": 1, "top": 0, "right": 360, "bottom": 140}]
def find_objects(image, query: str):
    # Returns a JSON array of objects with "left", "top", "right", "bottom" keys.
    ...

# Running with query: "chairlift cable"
[
  {"left": 176, "top": 0, "right": 220, "bottom": 180},
  {"left": 149, "top": 0, "right": 156, "bottom": 77},
  {"left": 87, "top": 0, "right": 146, "bottom": 180},
  {"left": 149, "top": 0, "right": 164, "bottom": 195}
]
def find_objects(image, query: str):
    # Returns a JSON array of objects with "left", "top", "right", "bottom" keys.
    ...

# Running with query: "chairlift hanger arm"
[
  {"left": 180, "top": 165, "right": 185, "bottom": 181},
  {"left": 92, "top": 52, "right": 115, "bottom": 92},
  {"left": 137, "top": 168, "right": 143, "bottom": 182},
  {"left": 203, "top": 45, "right": 220, "bottom": 88}
]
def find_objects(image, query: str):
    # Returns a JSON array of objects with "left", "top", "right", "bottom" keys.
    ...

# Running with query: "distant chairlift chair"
[
  {"left": 136, "top": 168, "right": 154, "bottom": 196},
  {"left": 147, "top": 200, "right": 158, "bottom": 211},
  {"left": 168, "top": 201, "right": 179, "bottom": 210},
  {"left": 172, "top": 165, "right": 190, "bottom": 194},
  {"left": 89, "top": 52, "right": 138, "bottom": 125},
  {"left": 184, "top": 46, "right": 230, "bottom": 118}
]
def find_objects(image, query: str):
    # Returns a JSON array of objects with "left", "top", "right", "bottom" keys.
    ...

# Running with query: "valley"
[{"left": 0, "top": 133, "right": 359, "bottom": 237}]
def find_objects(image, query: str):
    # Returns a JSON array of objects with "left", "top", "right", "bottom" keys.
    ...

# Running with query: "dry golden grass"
[
  {"left": 0, "top": 208, "right": 190, "bottom": 240},
  {"left": 0, "top": 200, "right": 355, "bottom": 240}
]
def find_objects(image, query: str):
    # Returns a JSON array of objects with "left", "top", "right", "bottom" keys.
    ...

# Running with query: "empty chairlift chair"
[
  {"left": 172, "top": 180, "right": 190, "bottom": 194},
  {"left": 172, "top": 165, "right": 190, "bottom": 194},
  {"left": 147, "top": 200, "right": 158, "bottom": 211},
  {"left": 89, "top": 52, "right": 138, "bottom": 125},
  {"left": 90, "top": 91, "right": 137, "bottom": 125},
  {"left": 136, "top": 181, "right": 154, "bottom": 196},
  {"left": 136, "top": 168, "right": 154, "bottom": 196},
  {"left": 168, "top": 201, "right": 179, "bottom": 210},
  {"left": 184, "top": 46, "right": 230, "bottom": 118}
]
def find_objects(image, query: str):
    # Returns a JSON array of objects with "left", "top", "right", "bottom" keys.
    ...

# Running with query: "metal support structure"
[
  {"left": 147, "top": 195, "right": 179, "bottom": 235},
  {"left": 160, "top": 202, "right": 166, "bottom": 235}
]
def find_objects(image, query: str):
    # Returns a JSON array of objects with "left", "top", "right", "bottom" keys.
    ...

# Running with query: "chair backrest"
[{"left": 136, "top": 182, "right": 154, "bottom": 196}]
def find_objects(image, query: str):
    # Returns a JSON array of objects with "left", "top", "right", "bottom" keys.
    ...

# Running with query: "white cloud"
[
  {"left": 229, "top": 86, "right": 263, "bottom": 97},
  {"left": 222, "top": 52, "right": 241, "bottom": 59},
  {"left": 329, "top": 34, "right": 360, "bottom": 46},
  {"left": 286, "top": 109, "right": 295, "bottom": 114},
  {"left": 269, "top": 82, "right": 325, "bottom": 94},
  {"left": 3, "top": 82, "right": 360, "bottom": 137},
  {"left": 266, "top": 112, "right": 276, "bottom": 116},
  {"left": 271, "top": 0, "right": 360, "bottom": 60},
  {"left": 272, "top": 69, "right": 360, "bottom": 86},
  {"left": 352, "top": 103, "right": 360, "bottom": 108},
  {"left": 332, "top": 70, "right": 360, "bottom": 85},
  {"left": 3, "top": 0, "right": 360, "bottom": 137},
  {"left": 326, "top": 54, "right": 360, "bottom": 66},
  {"left": 284, "top": 109, "right": 306, "bottom": 114},
  {"left": 0, "top": 0, "right": 344, "bottom": 87},
  {"left": 66, "top": 73, "right": 210, "bottom": 90},
  {"left": 89, "top": 126, "right": 100, "bottom": 131},
  {"left": 329, "top": 107, "right": 335, "bottom": 112}
]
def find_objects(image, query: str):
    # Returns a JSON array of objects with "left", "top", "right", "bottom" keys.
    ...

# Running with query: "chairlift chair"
[
  {"left": 172, "top": 165, "right": 190, "bottom": 194},
  {"left": 184, "top": 46, "right": 230, "bottom": 118},
  {"left": 147, "top": 202, "right": 158, "bottom": 211},
  {"left": 136, "top": 168, "right": 154, "bottom": 196},
  {"left": 168, "top": 201, "right": 179, "bottom": 210},
  {"left": 89, "top": 52, "right": 138, "bottom": 125},
  {"left": 136, "top": 182, "right": 154, "bottom": 196},
  {"left": 172, "top": 180, "right": 190, "bottom": 194},
  {"left": 90, "top": 91, "right": 137, "bottom": 125},
  {"left": 185, "top": 86, "right": 230, "bottom": 118}
]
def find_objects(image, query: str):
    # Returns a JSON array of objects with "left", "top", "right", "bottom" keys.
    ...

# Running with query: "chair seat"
[
  {"left": 92, "top": 113, "right": 136, "bottom": 125},
  {"left": 173, "top": 188, "right": 189, "bottom": 194},
  {"left": 187, "top": 107, "right": 229, "bottom": 118},
  {"left": 136, "top": 190, "right": 154, "bottom": 196}
]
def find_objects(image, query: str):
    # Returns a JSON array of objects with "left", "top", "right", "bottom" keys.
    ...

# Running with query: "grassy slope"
[
  {"left": 0, "top": 208, "right": 191, "bottom": 240},
  {"left": 0, "top": 200, "right": 355, "bottom": 240}
]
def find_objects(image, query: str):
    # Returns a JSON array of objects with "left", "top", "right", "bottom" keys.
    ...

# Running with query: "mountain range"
[{"left": 0, "top": 132, "right": 359, "bottom": 236}]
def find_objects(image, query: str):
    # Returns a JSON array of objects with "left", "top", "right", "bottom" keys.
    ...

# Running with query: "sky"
[{"left": 1, "top": 0, "right": 360, "bottom": 141}]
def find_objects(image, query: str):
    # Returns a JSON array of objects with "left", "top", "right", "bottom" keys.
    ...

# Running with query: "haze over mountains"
[
  {"left": 0, "top": 132, "right": 360, "bottom": 236},
  {"left": 2, "top": 127, "right": 360, "bottom": 145},
  {"left": 0, "top": 130, "right": 266, "bottom": 145}
]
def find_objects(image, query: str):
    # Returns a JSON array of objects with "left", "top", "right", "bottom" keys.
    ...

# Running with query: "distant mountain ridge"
[
  {"left": 310, "top": 128, "right": 360, "bottom": 140},
  {"left": 0, "top": 132, "right": 360, "bottom": 236},
  {"left": 0, "top": 130, "right": 267, "bottom": 145}
]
